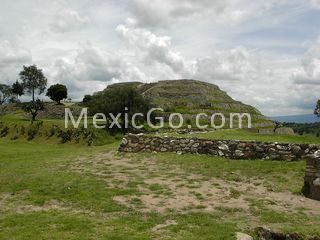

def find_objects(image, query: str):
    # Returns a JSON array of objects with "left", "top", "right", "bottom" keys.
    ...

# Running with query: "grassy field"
[
  {"left": 152, "top": 128, "right": 320, "bottom": 144},
  {"left": 1, "top": 110, "right": 320, "bottom": 239},
  {"left": 1, "top": 137, "right": 320, "bottom": 239}
]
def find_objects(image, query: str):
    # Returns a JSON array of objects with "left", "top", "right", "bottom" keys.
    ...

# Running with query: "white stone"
[
  {"left": 234, "top": 150, "right": 244, "bottom": 157},
  {"left": 121, "top": 138, "right": 128, "bottom": 145},
  {"left": 218, "top": 144, "right": 229, "bottom": 151},
  {"left": 314, "top": 150, "right": 320, "bottom": 158},
  {"left": 176, "top": 151, "right": 182, "bottom": 155},
  {"left": 313, "top": 178, "right": 320, "bottom": 187},
  {"left": 236, "top": 232, "right": 253, "bottom": 240}
]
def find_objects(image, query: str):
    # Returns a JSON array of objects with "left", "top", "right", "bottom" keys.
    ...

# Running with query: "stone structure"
[
  {"left": 119, "top": 134, "right": 319, "bottom": 161},
  {"left": 302, "top": 151, "right": 320, "bottom": 200}
]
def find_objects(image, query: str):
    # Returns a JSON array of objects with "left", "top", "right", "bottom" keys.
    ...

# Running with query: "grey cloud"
[
  {"left": 0, "top": 40, "right": 32, "bottom": 84},
  {"left": 50, "top": 9, "right": 90, "bottom": 33},
  {"left": 292, "top": 39, "right": 320, "bottom": 85},
  {"left": 193, "top": 47, "right": 261, "bottom": 82},
  {"left": 0, "top": 40, "right": 31, "bottom": 65}
]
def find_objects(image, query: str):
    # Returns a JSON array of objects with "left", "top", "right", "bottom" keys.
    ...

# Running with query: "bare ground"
[{"left": 68, "top": 151, "right": 320, "bottom": 217}]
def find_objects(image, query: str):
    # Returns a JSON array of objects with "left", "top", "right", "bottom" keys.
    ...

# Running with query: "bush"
[
  {"left": 20, "top": 126, "right": 25, "bottom": 135},
  {"left": 58, "top": 130, "right": 73, "bottom": 143},
  {"left": 11, "top": 134, "right": 18, "bottom": 140},
  {"left": 27, "top": 125, "right": 40, "bottom": 140},
  {"left": 0, "top": 126, "right": 9, "bottom": 137},
  {"left": 47, "top": 125, "right": 60, "bottom": 138}
]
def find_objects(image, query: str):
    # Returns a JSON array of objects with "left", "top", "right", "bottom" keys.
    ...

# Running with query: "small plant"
[
  {"left": 11, "top": 134, "right": 18, "bottom": 140},
  {"left": 0, "top": 126, "right": 9, "bottom": 137},
  {"left": 20, "top": 126, "right": 25, "bottom": 135},
  {"left": 27, "top": 125, "right": 40, "bottom": 140},
  {"left": 86, "top": 132, "right": 95, "bottom": 146},
  {"left": 47, "top": 125, "right": 60, "bottom": 138},
  {"left": 59, "top": 130, "right": 73, "bottom": 143}
]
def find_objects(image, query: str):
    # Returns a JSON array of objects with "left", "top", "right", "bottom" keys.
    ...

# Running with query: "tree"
[
  {"left": 89, "top": 86, "right": 152, "bottom": 132},
  {"left": 21, "top": 99, "right": 45, "bottom": 121},
  {"left": 46, "top": 84, "right": 68, "bottom": 104},
  {"left": 82, "top": 94, "right": 92, "bottom": 105},
  {"left": 19, "top": 65, "right": 47, "bottom": 102},
  {"left": 11, "top": 81, "right": 24, "bottom": 100},
  {"left": 0, "top": 84, "right": 12, "bottom": 105},
  {"left": 314, "top": 99, "right": 320, "bottom": 117}
]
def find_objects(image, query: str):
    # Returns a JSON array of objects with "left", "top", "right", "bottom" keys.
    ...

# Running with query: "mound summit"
[{"left": 105, "top": 79, "right": 273, "bottom": 128}]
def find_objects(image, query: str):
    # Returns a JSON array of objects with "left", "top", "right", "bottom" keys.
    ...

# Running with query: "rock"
[
  {"left": 193, "top": 142, "right": 200, "bottom": 148},
  {"left": 314, "top": 150, "right": 320, "bottom": 158},
  {"left": 291, "top": 145, "right": 302, "bottom": 155},
  {"left": 218, "top": 144, "right": 229, "bottom": 151},
  {"left": 255, "top": 146, "right": 264, "bottom": 152},
  {"left": 255, "top": 227, "right": 307, "bottom": 240},
  {"left": 218, "top": 150, "right": 224, "bottom": 156},
  {"left": 302, "top": 155, "right": 320, "bottom": 201},
  {"left": 313, "top": 178, "right": 320, "bottom": 187},
  {"left": 236, "top": 232, "right": 253, "bottom": 240},
  {"left": 160, "top": 147, "right": 167, "bottom": 152},
  {"left": 276, "top": 144, "right": 291, "bottom": 151},
  {"left": 176, "top": 151, "right": 182, "bottom": 155},
  {"left": 234, "top": 150, "right": 244, "bottom": 158},
  {"left": 275, "top": 127, "right": 295, "bottom": 135},
  {"left": 121, "top": 138, "right": 128, "bottom": 145}
]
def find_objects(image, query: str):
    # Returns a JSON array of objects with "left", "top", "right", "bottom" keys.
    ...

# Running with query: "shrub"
[
  {"left": 27, "top": 125, "right": 40, "bottom": 140},
  {"left": 47, "top": 125, "right": 60, "bottom": 138},
  {"left": 0, "top": 126, "right": 9, "bottom": 137},
  {"left": 58, "top": 130, "right": 73, "bottom": 143},
  {"left": 20, "top": 126, "right": 25, "bottom": 135},
  {"left": 11, "top": 134, "right": 18, "bottom": 140}
]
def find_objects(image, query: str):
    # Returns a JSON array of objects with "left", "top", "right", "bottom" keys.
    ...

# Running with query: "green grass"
[
  {"left": 0, "top": 113, "right": 122, "bottom": 146},
  {"left": 0, "top": 139, "right": 241, "bottom": 239},
  {"left": 153, "top": 128, "right": 320, "bottom": 144},
  {"left": 151, "top": 152, "right": 305, "bottom": 193},
  {"left": 0, "top": 137, "right": 319, "bottom": 238}
]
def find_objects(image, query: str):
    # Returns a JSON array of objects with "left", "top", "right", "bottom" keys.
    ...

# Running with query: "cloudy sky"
[{"left": 1, "top": 0, "right": 320, "bottom": 116}]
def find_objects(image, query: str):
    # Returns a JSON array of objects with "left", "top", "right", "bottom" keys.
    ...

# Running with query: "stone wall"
[
  {"left": 303, "top": 152, "right": 320, "bottom": 200},
  {"left": 119, "top": 134, "right": 319, "bottom": 161}
]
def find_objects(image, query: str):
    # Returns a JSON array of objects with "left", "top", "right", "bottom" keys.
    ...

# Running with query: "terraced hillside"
[{"left": 106, "top": 79, "right": 273, "bottom": 128}]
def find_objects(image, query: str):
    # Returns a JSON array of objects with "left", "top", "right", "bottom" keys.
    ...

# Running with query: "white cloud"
[
  {"left": 116, "top": 22, "right": 188, "bottom": 73},
  {"left": 193, "top": 47, "right": 261, "bottom": 82},
  {"left": 128, "top": 0, "right": 282, "bottom": 28},
  {"left": 0, "top": 40, "right": 31, "bottom": 65},
  {"left": 292, "top": 38, "right": 320, "bottom": 85},
  {"left": 50, "top": 9, "right": 90, "bottom": 33},
  {"left": 0, "top": 40, "right": 32, "bottom": 84},
  {"left": 311, "top": 0, "right": 320, "bottom": 8}
]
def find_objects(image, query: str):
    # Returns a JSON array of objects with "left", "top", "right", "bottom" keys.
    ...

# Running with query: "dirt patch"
[
  {"left": 68, "top": 151, "right": 320, "bottom": 216},
  {"left": 152, "top": 220, "right": 178, "bottom": 231}
]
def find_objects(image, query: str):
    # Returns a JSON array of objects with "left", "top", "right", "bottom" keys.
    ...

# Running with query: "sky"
[{"left": 0, "top": 0, "right": 320, "bottom": 116}]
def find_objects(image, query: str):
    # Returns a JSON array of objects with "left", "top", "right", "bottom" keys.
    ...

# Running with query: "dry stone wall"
[
  {"left": 303, "top": 152, "right": 320, "bottom": 200},
  {"left": 119, "top": 134, "right": 319, "bottom": 161}
]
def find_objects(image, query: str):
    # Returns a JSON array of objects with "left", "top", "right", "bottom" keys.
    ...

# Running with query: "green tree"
[
  {"left": 11, "top": 81, "right": 24, "bottom": 100},
  {"left": 89, "top": 86, "right": 152, "bottom": 132},
  {"left": 0, "top": 84, "right": 12, "bottom": 105},
  {"left": 21, "top": 99, "right": 45, "bottom": 122},
  {"left": 82, "top": 94, "right": 92, "bottom": 105},
  {"left": 19, "top": 65, "right": 47, "bottom": 103},
  {"left": 314, "top": 99, "right": 320, "bottom": 117},
  {"left": 46, "top": 84, "right": 68, "bottom": 104}
]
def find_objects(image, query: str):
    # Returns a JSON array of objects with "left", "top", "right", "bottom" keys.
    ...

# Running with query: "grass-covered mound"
[{"left": 0, "top": 112, "right": 121, "bottom": 146}]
